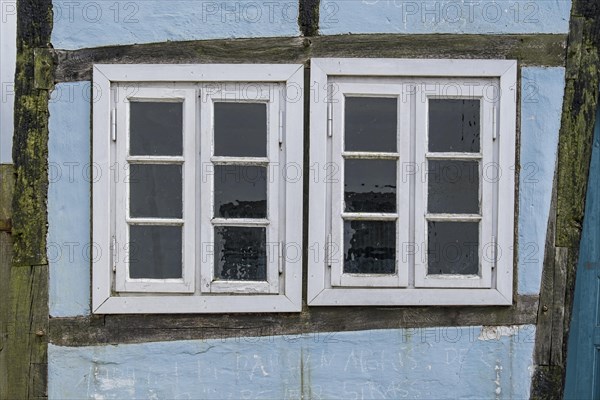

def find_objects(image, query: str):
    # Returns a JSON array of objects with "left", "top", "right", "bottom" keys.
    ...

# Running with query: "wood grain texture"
[
  {"left": 48, "top": 294, "right": 538, "bottom": 346},
  {"left": 3, "top": 0, "right": 53, "bottom": 397},
  {"left": 531, "top": 1, "right": 600, "bottom": 398},
  {"left": 0, "top": 165, "right": 15, "bottom": 400},
  {"left": 298, "top": 0, "right": 320, "bottom": 37},
  {"left": 53, "top": 34, "right": 566, "bottom": 83},
  {"left": 534, "top": 176, "right": 558, "bottom": 366}
]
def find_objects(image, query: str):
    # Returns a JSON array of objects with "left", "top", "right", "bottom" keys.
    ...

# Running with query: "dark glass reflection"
[
  {"left": 428, "top": 160, "right": 479, "bottom": 214},
  {"left": 129, "top": 164, "right": 182, "bottom": 218},
  {"left": 214, "top": 226, "right": 267, "bottom": 281},
  {"left": 429, "top": 99, "right": 480, "bottom": 153},
  {"left": 214, "top": 165, "right": 267, "bottom": 218},
  {"left": 345, "top": 159, "right": 396, "bottom": 213},
  {"left": 428, "top": 221, "right": 478, "bottom": 275},
  {"left": 345, "top": 97, "right": 397, "bottom": 152},
  {"left": 214, "top": 103, "right": 267, "bottom": 157},
  {"left": 129, "top": 225, "right": 182, "bottom": 279},
  {"left": 130, "top": 102, "right": 183, "bottom": 156},
  {"left": 344, "top": 220, "right": 396, "bottom": 274}
]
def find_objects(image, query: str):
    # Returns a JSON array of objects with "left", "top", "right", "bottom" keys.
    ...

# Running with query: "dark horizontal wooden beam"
[
  {"left": 49, "top": 294, "right": 538, "bottom": 347},
  {"left": 54, "top": 34, "right": 566, "bottom": 82}
]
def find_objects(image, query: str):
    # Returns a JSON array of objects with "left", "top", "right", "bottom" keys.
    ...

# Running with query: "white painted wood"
[
  {"left": 92, "top": 67, "right": 113, "bottom": 311},
  {"left": 311, "top": 58, "right": 516, "bottom": 79},
  {"left": 307, "top": 62, "right": 330, "bottom": 304},
  {"left": 0, "top": 0, "right": 16, "bottom": 163},
  {"left": 281, "top": 66, "right": 305, "bottom": 310},
  {"left": 342, "top": 213, "right": 398, "bottom": 221},
  {"left": 95, "top": 293, "right": 301, "bottom": 314},
  {"left": 96, "top": 64, "right": 302, "bottom": 83},
  {"left": 308, "top": 59, "right": 517, "bottom": 306},
  {"left": 308, "top": 287, "right": 512, "bottom": 306},
  {"left": 209, "top": 156, "right": 269, "bottom": 166},
  {"left": 342, "top": 151, "right": 399, "bottom": 159},
  {"left": 93, "top": 64, "right": 304, "bottom": 313},
  {"left": 495, "top": 62, "right": 518, "bottom": 303}
]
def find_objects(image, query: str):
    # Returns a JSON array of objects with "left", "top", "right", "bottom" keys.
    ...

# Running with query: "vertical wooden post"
[{"left": 1, "top": 0, "right": 54, "bottom": 398}]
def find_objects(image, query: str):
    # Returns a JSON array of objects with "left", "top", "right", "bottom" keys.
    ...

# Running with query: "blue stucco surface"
[
  {"left": 48, "top": 82, "right": 93, "bottom": 317},
  {"left": 518, "top": 67, "right": 565, "bottom": 295},
  {"left": 51, "top": 0, "right": 300, "bottom": 50},
  {"left": 49, "top": 325, "right": 536, "bottom": 399},
  {"left": 320, "top": 0, "right": 570, "bottom": 35}
]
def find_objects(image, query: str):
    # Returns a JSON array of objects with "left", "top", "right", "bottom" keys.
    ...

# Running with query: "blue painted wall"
[
  {"left": 51, "top": 0, "right": 300, "bottom": 50},
  {"left": 48, "top": 82, "right": 93, "bottom": 316},
  {"left": 518, "top": 67, "right": 565, "bottom": 295},
  {"left": 49, "top": 326, "right": 536, "bottom": 399},
  {"left": 51, "top": 0, "right": 571, "bottom": 50},
  {"left": 320, "top": 0, "right": 571, "bottom": 35}
]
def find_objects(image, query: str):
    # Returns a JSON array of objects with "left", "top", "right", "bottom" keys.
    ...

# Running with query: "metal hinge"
[
  {"left": 279, "top": 241, "right": 284, "bottom": 274},
  {"left": 326, "top": 233, "right": 332, "bottom": 268},
  {"left": 491, "top": 235, "right": 497, "bottom": 269},
  {"left": 327, "top": 100, "right": 333, "bottom": 137},
  {"left": 279, "top": 110, "right": 284, "bottom": 145},
  {"left": 111, "top": 108, "right": 117, "bottom": 141},
  {"left": 112, "top": 235, "right": 117, "bottom": 272},
  {"left": 492, "top": 105, "right": 497, "bottom": 141}
]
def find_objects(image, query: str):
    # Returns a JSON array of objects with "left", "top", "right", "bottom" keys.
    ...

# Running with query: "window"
[
  {"left": 308, "top": 59, "right": 517, "bottom": 306},
  {"left": 92, "top": 64, "right": 304, "bottom": 313}
]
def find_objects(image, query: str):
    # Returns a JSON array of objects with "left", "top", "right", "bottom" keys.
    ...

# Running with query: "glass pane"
[
  {"left": 344, "top": 220, "right": 396, "bottom": 274},
  {"left": 345, "top": 159, "right": 396, "bottom": 213},
  {"left": 345, "top": 97, "right": 397, "bottom": 152},
  {"left": 129, "top": 225, "right": 182, "bottom": 279},
  {"left": 129, "top": 164, "right": 182, "bottom": 219},
  {"left": 429, "top": 99, "right": 480, "bottom": 153},
  {"left": 214, "top": 226, "right": 267, "bottom": 281},
  {"left": 428, "top": 160, "right": 479, "bottom": 214},
  {"left": 214, "top": 165, "right": 267, "bottom": 218},
  {"left": 214, "top": 103, "right": 267, "bottom": 157},
  {"left": 427, "top": 221, "right": 479, "bottom": 275},
  {"left": 130, "top": 102, "right": 183, "bottom": 156}
]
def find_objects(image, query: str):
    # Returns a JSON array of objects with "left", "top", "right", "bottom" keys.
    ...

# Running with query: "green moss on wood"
[
  {"left": 11, "top": 17, "right": 54, "bottom": 266},
  {"left": 2, "top": 0, "right": 53, "bottom": 399},
  {"left": 298, "top": 0, "right": 320, "bottom": 37}
]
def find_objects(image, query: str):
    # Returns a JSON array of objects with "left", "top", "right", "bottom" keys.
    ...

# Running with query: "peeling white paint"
[{"left": 478, "top": 326, "right": 521, "bottom": 341}]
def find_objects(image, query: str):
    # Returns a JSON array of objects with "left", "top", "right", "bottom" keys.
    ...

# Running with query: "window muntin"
[
  {"left": 309, "top": 59, "right": 516, "bottom": 306},
  {"left": 92, "top": 64, "right": 304, "bottom": 314}
]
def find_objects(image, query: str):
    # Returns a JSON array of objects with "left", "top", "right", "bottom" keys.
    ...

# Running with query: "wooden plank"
[
  {"left": 0, "top": 165, "right": 15, "bottom": 400},
  {"left": 531, "top": 1, "right": 600, "bottom": 398},
  {"left": 534, "top": 175, "right": 558, "bottom": 366},
  {"left": 53, "top": 34, "right": 567, "bottom": 82},
  {"left": 551, "top": 247, "right": 568, "bottom": 365},
  {"left": 5, "top": 265, "right": 49, "bottom": 399},
  {"left": 48, "top": 294, "right": 538, "bottom": 346},
  {"left": 555, "top": 17, "right": 600, "bottom": 248},
  {"left": 3, "top": 0, "right": 53, "bottom": 398},
  {"left": 298, "top": 0, "right": 320, "bottom": 37}
]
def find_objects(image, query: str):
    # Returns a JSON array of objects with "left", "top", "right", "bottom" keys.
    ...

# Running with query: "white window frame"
[
  {"left": 93, "top": 64, "right": 304, "bottom": 314},
  {"left": 308, "top": 58, "right": 517, "bottom": 306}
]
